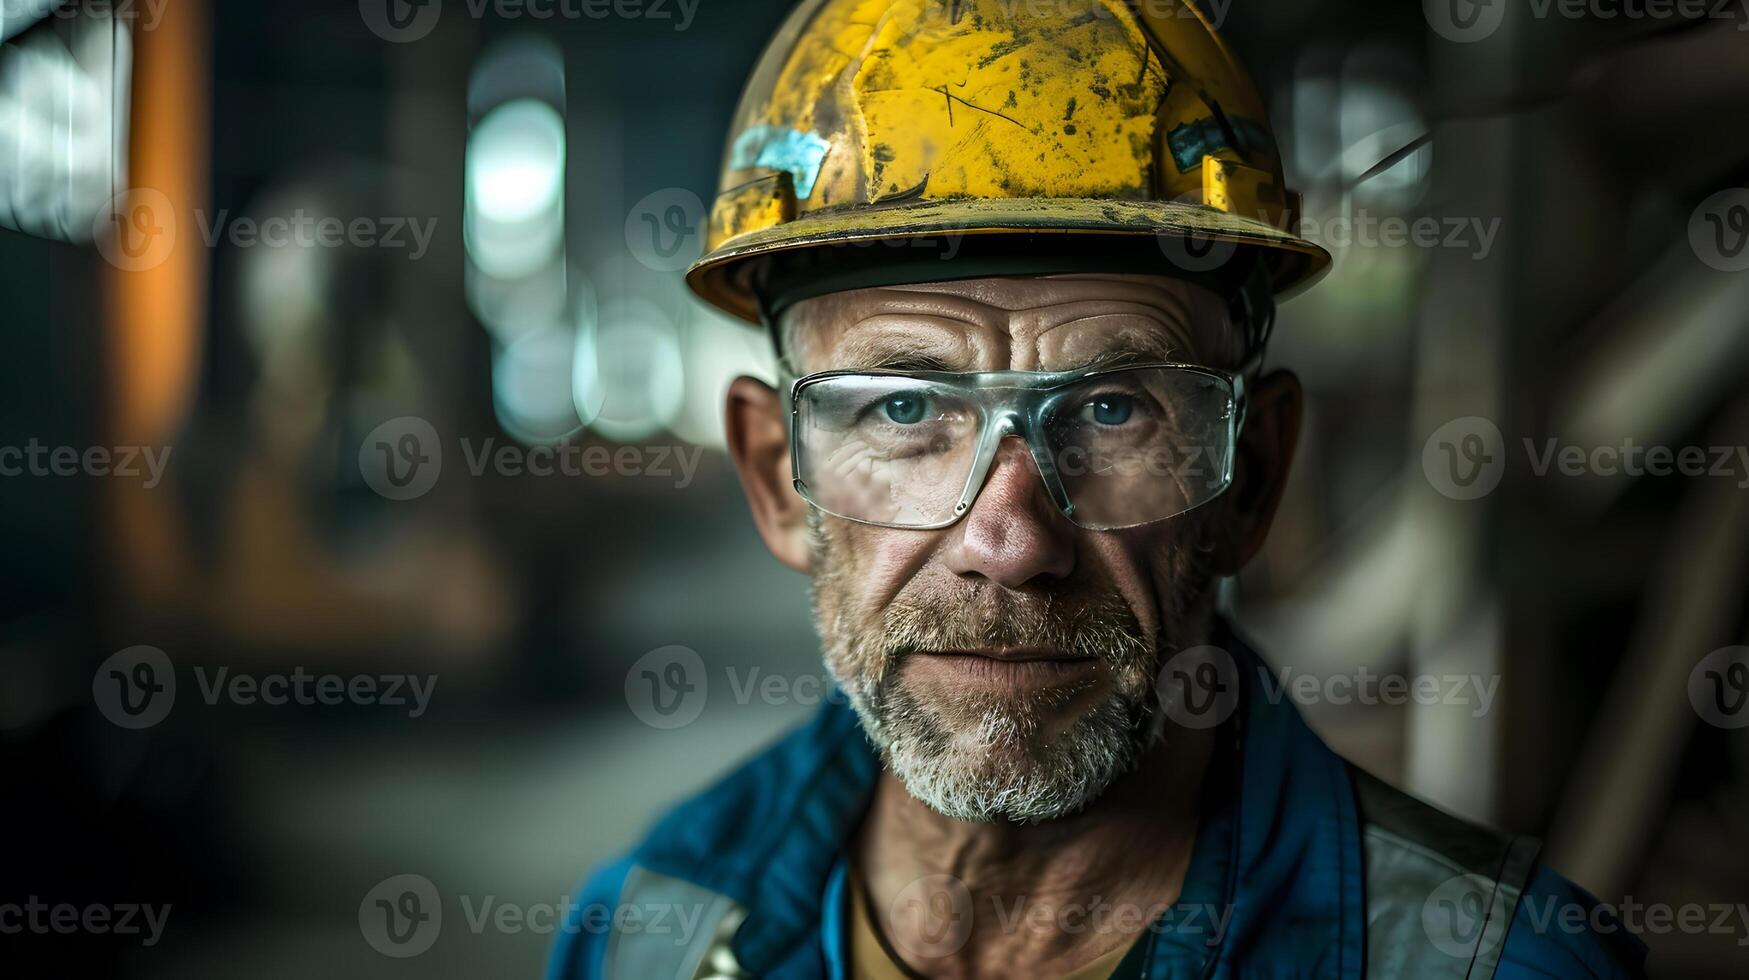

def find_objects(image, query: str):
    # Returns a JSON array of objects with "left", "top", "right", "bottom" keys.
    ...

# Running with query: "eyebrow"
[
  {"left": 1075, "top": 345, "right": 1186, "bottom": 370},
  {"left": 861, "top": 352, "right": 963, "bottom": 372},
  {"left": 806, "top": 304, "right": 1204, "bottom": 373},
  {"left": 829, "top": 332, "right": 968, "bottom": 372}
]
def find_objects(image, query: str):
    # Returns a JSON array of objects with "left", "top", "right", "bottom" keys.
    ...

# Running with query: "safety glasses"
[{"left": 789, "top": 362, "right": 1248, "bottom": 531}]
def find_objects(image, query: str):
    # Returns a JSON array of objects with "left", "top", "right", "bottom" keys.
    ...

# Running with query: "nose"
[{"left": 941, "top": 436, "right": 1077, "bottom": 588}]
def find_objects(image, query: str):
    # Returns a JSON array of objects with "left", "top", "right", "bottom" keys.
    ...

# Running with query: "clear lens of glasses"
[{"left": 792, "top": 366, "right": 1238, "bottom": 530}]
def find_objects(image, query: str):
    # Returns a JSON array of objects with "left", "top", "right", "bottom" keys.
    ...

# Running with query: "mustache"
[{"left": 876, "top": 587, "right": 1150, "bottom": 665}]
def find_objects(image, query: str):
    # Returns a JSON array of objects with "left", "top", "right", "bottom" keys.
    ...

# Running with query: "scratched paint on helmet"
[
  {"left": 849, "top": 0, "right": 1166, "bottom": 202},
  {"left": 689, "top": 0, "right": 1332, "bottom": 325}
]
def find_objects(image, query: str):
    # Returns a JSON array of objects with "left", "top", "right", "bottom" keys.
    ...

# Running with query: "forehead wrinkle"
[
  {"left": 789, "top": 288, "right": 1008, "bottom": 371},
  {"left": 833, "top": 314, "right": 980, "bottom": 370},
  {"left": 888, "top": 274, "right": 1198, "bottom": 310},
  {"left": 1034, "top": 313, "right": 1200, "bottom": 365},
  {"left": 843, "top": 287, "right": 1008, "bottom": 326}
]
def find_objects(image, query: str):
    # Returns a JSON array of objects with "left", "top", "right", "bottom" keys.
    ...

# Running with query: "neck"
[{"left": 855, "top": 723, "right": 1215, "bottom": 979}]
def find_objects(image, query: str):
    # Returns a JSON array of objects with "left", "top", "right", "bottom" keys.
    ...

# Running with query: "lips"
[{"left": 903, "top": 649, "right": 1099, "bottom": 687}]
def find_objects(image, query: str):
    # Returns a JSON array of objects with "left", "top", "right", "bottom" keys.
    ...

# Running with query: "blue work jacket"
[{"left": 550, "top": 627, "right": 1647, "bottom": 979}]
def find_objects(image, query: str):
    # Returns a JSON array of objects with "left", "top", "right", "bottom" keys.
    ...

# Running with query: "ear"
[
  {"left": 725, "top": 376, "right": 813, "bottom": 572},
  {"left": 1210, "top": 368, "right": 1302, "bottom": 575}
]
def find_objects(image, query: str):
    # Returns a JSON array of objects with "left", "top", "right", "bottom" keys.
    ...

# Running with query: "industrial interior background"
[{"left": 1, "top": 0, "right": 1746, "bottom": 975}]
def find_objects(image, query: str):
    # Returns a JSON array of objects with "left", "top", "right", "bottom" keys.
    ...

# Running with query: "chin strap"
[{"left": 1229, "top": 261, "right": 1277, "bottom": 372}]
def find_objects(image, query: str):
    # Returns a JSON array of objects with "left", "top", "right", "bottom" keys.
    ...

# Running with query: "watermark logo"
[
  {"left": 890, "top": 874, "right": 975, "bottom": 960},
  {"left": 1424, "top": 0, "right": 1506, "bottom": 42},
  {"left": 625, "top": 188, "right": 706, "bottom": 273},
  {"left": 1690, "top": 188, "right": 1749, "bottom": 272},
  {"left": 1423, "top": 417, "right": 1507, "bottom": 501},
  {"left": 1423, "top": 873, "right": 1504, "bottom": 958},
  {"left": 620, "top": 658, "right": 855, "bottom": 729},
  {"left": 1426, "top": 424, "right": 1749, "bottom": 499},
  {"left": 360, "top": 873, "right": 443, "bottom": 957},
  {"left": 92, "top": 646, "right": 176, "bottom": 730},
  {"left": 359, "top": 417, "right": 443, "bottom": 501},
  {"left": 92, "top": 649, "right": 437, "bottom": 728},
  {"left": 1690, "top": 646, "right": 1749, "bottom": 730},
  {"left": 360, "top": 0, "right": 443, "bottom": 42},
  {"left": 359, "top": 422, "right": 708, "bottom": 501},
  {"left": 1429, "top": 0, "right": 1749, "bottom": 43},
  {"left": 1156, "top": 645, "right": 1241, "bottom": 729},
  {"left": 625, "top": 645, "right": 708, "bottom": 729},
  {"left": 1156, "top": 190, "right": 1239, "bottom": 274},
  {"left": 94, "top": 187, "right": 177, "bottom": 272}
]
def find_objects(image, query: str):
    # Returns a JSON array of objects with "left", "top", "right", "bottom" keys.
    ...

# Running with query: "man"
[{"left": 553, "top": 1, "right": 1648, "bottom": 976}]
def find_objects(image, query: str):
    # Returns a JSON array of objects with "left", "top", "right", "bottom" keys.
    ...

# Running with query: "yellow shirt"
[{"left": 846, "top": 869, "right": 1136, "bottom": 980}]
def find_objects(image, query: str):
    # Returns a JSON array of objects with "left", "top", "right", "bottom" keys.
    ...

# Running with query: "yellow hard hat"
[{"left": 685, "top": 0, "right": 1330, "bottom": 338}]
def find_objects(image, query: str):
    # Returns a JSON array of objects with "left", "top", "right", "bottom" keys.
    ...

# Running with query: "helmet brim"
[{"left": 685, "top": 196, "right": 1332, "bottom": 324}]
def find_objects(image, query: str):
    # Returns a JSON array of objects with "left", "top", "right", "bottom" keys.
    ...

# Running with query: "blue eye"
[
  {"left": 1090, "top": 395, "right": 1133, "bottom": 425},
  {"left": 883, "top": 394, "right": 927, "bottom": 424}
]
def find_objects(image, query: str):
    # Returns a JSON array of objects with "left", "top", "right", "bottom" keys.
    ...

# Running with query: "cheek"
[
  {"left": 1085, "top": 522, "right": 1203, "bottom": 636},
  {"left": 827, "top": 519, "right": 941, "bottom": 611}
]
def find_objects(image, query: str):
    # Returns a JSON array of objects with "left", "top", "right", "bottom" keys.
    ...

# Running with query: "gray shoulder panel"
[
  {"left": 603, "top": 866, "right": 750, "bottom": 980},
  {"left": 1353, "top": 768, "right": 1541, "bottom": 980}
]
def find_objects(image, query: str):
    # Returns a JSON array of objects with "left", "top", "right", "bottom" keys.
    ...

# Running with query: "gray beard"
[
  {"left": 845, "top": 667, "right": 1157, "bottom": 823},
  {"left": 807, "top": 511, "right": 1217, "bottom": 824}
]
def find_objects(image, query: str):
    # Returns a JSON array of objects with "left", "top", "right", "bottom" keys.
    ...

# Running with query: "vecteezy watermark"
[
  {"left": 625, "top": 645, "right": 1497, "bottom": 733},
  {"left": 0, "top": 440, "right": 172, "bottom": 488},
  {"left": 1690, "top": 646, "right": 1749, "bottom": 729},
  {"left": 1690, "top": 188, "right": 1749, "bottom": 272},
  {"left": 1258, "top": 665, "right": 1499, "bottom": 719},
  {"left": 1156, "top": 645, "right": 1244, "bottom": 730},
  {"left": 1423, "top": 417, "right": 1508, "bottom": 502},
  {"left": 1523, "top": 439, "right": 1749, "bottom": 486},
  {"left": 0, "top": 897, "right": 172, "bottom": 947},
  {"left": 625, "top": 646, "right": 709, "bottom": 729},
  {"left": 359, "top": 417, "right": 444, "bottom": 501},
  {"left": 458, "top": 439, "right": 704, "bottom": 488},
  {"left": 1426, "top": 0, "right": 1749, "bottom": 43},
  {"left": 1156, "top": 203, "right": 1503, "bottom": 274},
  {"left": 92, "top": 189, "right": 436, "bottom": 271},
  {"left": 360, "top": 874, "right": 443, "bottom": 958},
  {"left": 1423, "top": 418, "right": 1749, "bottom": 501},
  {"left": 91, "top": 646, "right": 177, "bottom": 730},
  {"left": 94, "top": 188, "right": 178, "bottom": 273},
  {"left": 358, "top": 873, "right": 718, "bottom": 958},
  {"left": 1422, "top": 872, "right": 1508, "bottom": 959},
  {"left": 92, "top": 647, "right": 437, "bottom": 729},
  {"left": 358, "top": 417, "right": 707, "bottom": 501},
  {"left": 359, "top": 0, "right": 699, "bottom": 43},
  {"left": 9, "top": 0, "right": 170, "bottom": 31},
  {"left": 1424, "top": 872, "right": 1749, "bottom": 956},
  {"left": 1156, "top": 646, "right": 1500, "bottom": 729},
  {"left": 625, "top": 188, "right": 706, "bottom": 273},
  {"left": 193, "top": 209, "right": 437, "bottom": 261},
  {"left": 822, "top": 229, "right": 967, "bottom": 263},
  {"left": 1298, "top": 211, "right": 1502, "bottom": 260},
  {"left": 624, "top": 647, "right": 858, "bottom": 729},
  {"left": 885, "top": 873, "right": 1233, "bottom": 961},
  {"left": 989, "top": 0, "right": 1236, "bottom": 30}
]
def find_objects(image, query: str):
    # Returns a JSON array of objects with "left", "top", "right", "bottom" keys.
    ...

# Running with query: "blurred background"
[{"left": 1, "top": 0, "right": 1746, "bottom": 975}]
